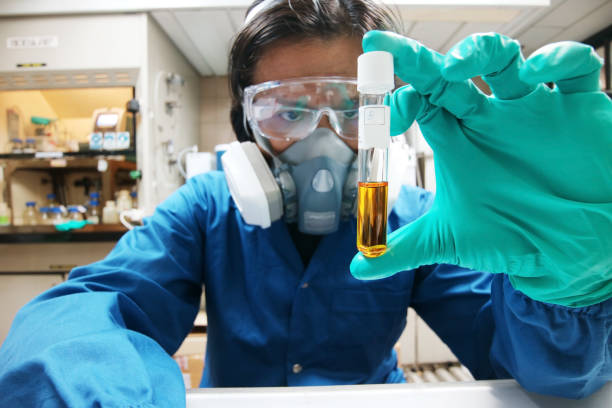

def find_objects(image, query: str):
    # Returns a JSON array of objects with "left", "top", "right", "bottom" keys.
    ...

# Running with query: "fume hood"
[{"left": 0, "top": 13, "right": 200, "bottom": 214}]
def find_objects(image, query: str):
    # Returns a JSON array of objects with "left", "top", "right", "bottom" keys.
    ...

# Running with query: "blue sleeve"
[
  {"left": 393, "top": 186, "right": 612, "bottom": 399},
  {"left": 488, "top": 275, "right": 612, "bottom": 398},
  {"left": 409, "top": 264, "right": 497, "bottom": 379},
  {"left": 410, "top": 257, "right": 612, "bottom": 400},
  {"left": 0, "top": 176, "right": 210, "bottom": 407}
]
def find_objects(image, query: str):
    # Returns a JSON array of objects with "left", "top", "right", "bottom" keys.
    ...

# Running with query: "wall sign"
[{"left": 7, "top": 35, "right": 58, "bottom": 49}]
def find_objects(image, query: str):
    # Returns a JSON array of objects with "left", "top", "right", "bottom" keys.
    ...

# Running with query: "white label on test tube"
[{"left": 358, "top": 105, "right": 390, "bottom": 150}]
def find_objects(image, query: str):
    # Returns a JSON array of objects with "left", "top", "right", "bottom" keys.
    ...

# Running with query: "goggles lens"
[{"left": 245, "top": 78, "right": 359, "bottom": 140}]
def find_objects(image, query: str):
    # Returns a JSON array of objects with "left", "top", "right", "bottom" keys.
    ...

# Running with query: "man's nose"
[{"left": 316, "top": 113, "right": 334, "bottom": 131}]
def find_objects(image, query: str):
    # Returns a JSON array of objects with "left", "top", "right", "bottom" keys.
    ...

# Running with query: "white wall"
[{"left": 199, "top": 76, "right": 235, "bottom": 152}]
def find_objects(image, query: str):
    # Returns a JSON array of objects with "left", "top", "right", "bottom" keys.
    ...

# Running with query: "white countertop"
[{"left": 186, "top": 379, "right": 612, "bottom": 408}]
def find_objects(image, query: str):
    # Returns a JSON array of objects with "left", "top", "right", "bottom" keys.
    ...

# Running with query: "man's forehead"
[{"left": 253, "top": 36, "right": 362, "bottom": 84}]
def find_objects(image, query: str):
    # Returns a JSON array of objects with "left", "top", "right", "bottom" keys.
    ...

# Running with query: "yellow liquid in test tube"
[{"left": 357, "top": 181, "right": 388, "bottom": 257}]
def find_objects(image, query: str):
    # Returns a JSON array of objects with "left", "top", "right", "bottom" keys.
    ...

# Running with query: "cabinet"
[
  {"left": 1, "top": 156, "right": 136, "bottom": 225},
  {"left": 0, "top": 273, "right": 64, "bottom": 345},
  {"left": 0, "top": 241, "right": 117, "bottom": 346}
]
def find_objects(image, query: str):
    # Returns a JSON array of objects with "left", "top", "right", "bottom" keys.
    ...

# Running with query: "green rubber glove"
[
  {"left": 350, "top": 31, "right": 612, "bottom": 307},
  {"left": 55, "top": 220, "right": 91, "bottom": 231}
]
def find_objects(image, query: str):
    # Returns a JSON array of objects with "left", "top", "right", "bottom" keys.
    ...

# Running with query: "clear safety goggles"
[{"left": 244, "top": 76, "right": 359, "bottom": 141}]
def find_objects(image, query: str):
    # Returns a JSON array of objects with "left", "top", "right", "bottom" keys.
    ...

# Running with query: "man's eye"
[
  {"left": 342, "top": 110, "right": 358, "bottom": 120},
  {"left": 280, "top": 110, "right": 303, "bottom": 121}
]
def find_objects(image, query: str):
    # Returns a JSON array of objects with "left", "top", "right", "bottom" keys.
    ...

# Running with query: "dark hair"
[{"left": 228, "top": 0, "right": 399, "bottom": 142}]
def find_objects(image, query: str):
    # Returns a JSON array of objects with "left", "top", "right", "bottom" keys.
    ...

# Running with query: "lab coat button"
[{"left": 292, "top": 363, "right": 303, "bottom": 374}]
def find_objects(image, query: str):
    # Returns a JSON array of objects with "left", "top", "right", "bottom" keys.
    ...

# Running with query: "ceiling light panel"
[{"left": 407, "top": 21, "right": 464, "bottom": 50}]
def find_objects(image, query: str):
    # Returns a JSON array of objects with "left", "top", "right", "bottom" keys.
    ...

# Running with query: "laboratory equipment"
[
  {"left": 90, "top": 108, "right": 130, "bottom": 151},
  {"left": 177, "top": 145, "right": 217, "bottom": 180},
  {"left": 240, "top": 76, "right": 361, "bottom": 233},
  {"left": 119, "top": 208, "right": 145, "bottom": 230},
  {"left": 39, "top": 207, "right": 51, "bottom": 225},
  {"left": 103, "top": 132, "right": 116, "bottom": 150},
  {"left": 10, "top": 138, "right": 23, "bottom": 154},
  {"left": 49, "top": 207, "right": 65, "bottom": 225},
  {"left": 31, "top": 116, "right": 58, "bottom": 152},
  {"left": 116, "top": 190, "right": 132, "bottom": 213},
  {"left": 243, "top": 77, "right": 359, "bottom": 143},
  {"left": 102, "top": 200, "right": 119, "bottom": 224},
  {"left": 116, "top": 132, "right": 130, "bottom": 149},
  {"left": 0, "top": 202, "right": 11, "bottom": 226},
  {"left": 31, "top": 116, "right": 53, "bottom": 135},
  {"left": 6, "top": 108, "right": 21, "bottom": 150},
  {"left": 356, "top": 50, "right": 394, "bottom": 257},
  {"left": 130, "top": 191, "right": 138, "bottom": 209},
  {"left": 274, "top": 127, "right": 355, "bottom": 234},
  {"left": 89, "top": 132, "right": 103, "bottom": 150},
  {"left": 0, "top": 12, "right": 200, "bottom": 218},
  {"left": 186, "top": 151, "right": 216, "bottom": 179},
  {"left": 46, "top": 193, "right": 58, "bottom": 208},
  {"left": 23, "top": 138, "right": 36, "bottom": 154},
  {"left": 22, "top": 202, "right": 38, "bottom": 225},
  {"left": 125, "top": 98, "right": 140, "bottom": 150},
  {"left": 93, "top": 108, "right": 125, "bottom": 133},
  {"left": 221, "top": 141, "right": 283, "bottom": 228},
  {"left": 88, "top": 200, "right": 100, "bottom": 224},
  {"left": 67, "top": 206, "right": 83, "bottom": 221}
]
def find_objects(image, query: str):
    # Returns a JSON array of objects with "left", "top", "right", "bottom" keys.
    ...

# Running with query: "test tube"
[{"left": 356, "top": 51, "right": 394, "bottom": 258}]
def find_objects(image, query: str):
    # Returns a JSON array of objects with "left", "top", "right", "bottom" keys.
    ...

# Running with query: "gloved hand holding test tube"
[{"left": 351, "top": 31, "right": 612, "bottom": 307}]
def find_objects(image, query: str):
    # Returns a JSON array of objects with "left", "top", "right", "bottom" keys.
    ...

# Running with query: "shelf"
[
  {"left": 0, "top": 224, "right": 128, "bottom": 243},
  {"left": 0, "top": 156, "right": 137, "bottom": 227},
  {"left": 0, "top": 149, "right": 135, "bottom": 160},
  {"left": 0, "top": 156, "right": 136, "bottom": 172}
]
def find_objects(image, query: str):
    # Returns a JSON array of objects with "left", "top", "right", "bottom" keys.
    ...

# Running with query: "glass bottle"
[
  {"left": 102, "top": 200, "right": 119, "bottom": 224},
  {"left": 356, "top": 50, "right": 394, "bottom": 258},
  {"left": 88, "top": 200, "right": 100, "bottom": 224},
  {"left": 67, "top": 206, "right": 83, "bottom": 221},
  {"left": 46, "top": 193, "right": 58, "bottom": 209},
  {"left": 39, "top": 207, "right": 51, "bottom": 225},
  {"left": 23, "top": 138, "right": 37, "bottom": 154},
  {"left": 10, "top": 138, "right": 23, "bottom": 154},
  {"left": 0, "top": 202, "right": 11, "bottom": 226},
  {"left": 116, "top": 189, "right": 132, "bottom": 213},
  {"left": 130, "top": 190, "right": 138, "bottom": 209},
  {"left": 23, "top": 201, "right": 38, "bottom": 225},
  {"left": 50, "top": 207, "right": 65, "bottom": 225},
  {"left": 87, "top": 192, "right": 100, "bottom": 213}
]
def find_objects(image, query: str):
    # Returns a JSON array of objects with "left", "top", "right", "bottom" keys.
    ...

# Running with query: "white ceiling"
[{"left": 152, "top": 0, "right": 612, "bottom": 76}]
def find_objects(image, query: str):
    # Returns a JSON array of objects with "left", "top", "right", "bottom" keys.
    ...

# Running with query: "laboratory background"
[{"left": 0, "top": 0, "right": 610, "bottom": 403}]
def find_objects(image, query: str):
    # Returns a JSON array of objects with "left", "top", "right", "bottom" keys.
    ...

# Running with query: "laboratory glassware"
[
  {"left": 356, "top": 51, "right": 394, "bottom": 258},
  {"left": 23, "top": 201, "right": 38, "bottom": 225}
]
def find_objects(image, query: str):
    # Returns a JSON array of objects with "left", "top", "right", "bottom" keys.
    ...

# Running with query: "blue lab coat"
[{"left": 0, "top": 172, "right": 610, "bottom": 407}]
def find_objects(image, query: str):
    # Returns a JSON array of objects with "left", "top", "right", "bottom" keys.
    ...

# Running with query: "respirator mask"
[{"left": 222, "top": 77, "right": 359, "bottom": 234}]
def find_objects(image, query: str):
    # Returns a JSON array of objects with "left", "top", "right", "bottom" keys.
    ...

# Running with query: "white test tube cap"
[{"left": 357, "top": 51, "right": 394, "bottom": 94}]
